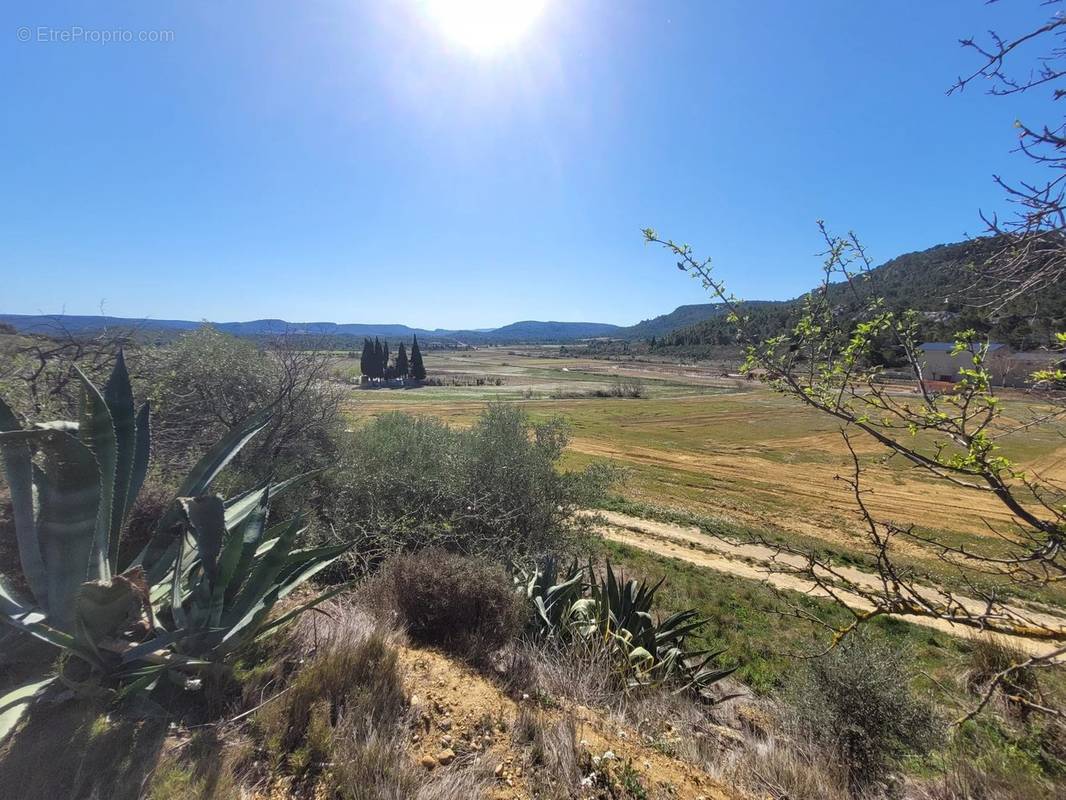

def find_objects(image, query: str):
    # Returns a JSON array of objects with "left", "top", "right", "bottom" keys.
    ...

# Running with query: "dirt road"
[{"left": 588, "top": 509, "right": 1066, "bottom": 658}]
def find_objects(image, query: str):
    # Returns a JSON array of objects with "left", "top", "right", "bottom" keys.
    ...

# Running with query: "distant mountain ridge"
[
  {"left": 0, "top": 314, "right": 622, "bottom": 344},
  {"left": 6, "top": 236, "right": 1057, "bottom": 347}
]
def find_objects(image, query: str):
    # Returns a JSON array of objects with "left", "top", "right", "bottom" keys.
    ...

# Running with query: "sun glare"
[{"left": 420, "top": 0, "right": 548, "bottom": 55}]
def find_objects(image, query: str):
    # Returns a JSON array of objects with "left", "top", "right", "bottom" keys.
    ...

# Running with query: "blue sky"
[{"left": 0, "top": 1, "right": 1051, "bottom": 329}]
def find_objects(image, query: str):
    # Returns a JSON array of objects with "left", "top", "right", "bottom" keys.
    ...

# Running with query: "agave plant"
[
  {"left": 0, "top": 353, "right": 348, "bottom": 739},
  {"left": 516, "top": 557, "right": 739, "bottom": 702},
  {"left": 514, "top": 555, "right": 589, "bottom": 638},
  {"left": 584, "top": 561, "right": 738, "bottom": 700}
]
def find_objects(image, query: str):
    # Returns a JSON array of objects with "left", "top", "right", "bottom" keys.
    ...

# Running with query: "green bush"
[
  {"left": 322, "top": 404, "right": 614, "bottom": 567},
  {"left": 788, "top": 633, "right": 942, "bottom": 794},
  {"left": 385, "top": 549, "right": 525, "bottom": 661}
]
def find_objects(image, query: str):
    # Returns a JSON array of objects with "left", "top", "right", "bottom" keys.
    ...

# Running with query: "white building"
[
  {"left": 918, "top": 342, "right": 1011, "bottom": 383},
  {"left": 918, "top": 342, "right": 1060, "bottom": 387}
]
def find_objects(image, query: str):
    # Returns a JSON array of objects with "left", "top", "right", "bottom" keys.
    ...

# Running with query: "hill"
[
  {"left": 656, "top": 236, "right": 1066, "bottom": 352},
  {"left": 615, "top": 303, "right": 723, "bottom": 339},
  {"left": 0, "top": 315, "right": 619, "bottom": 345},
  {"left": 487, "top": 320, "right": 620, "bottom": 340}
]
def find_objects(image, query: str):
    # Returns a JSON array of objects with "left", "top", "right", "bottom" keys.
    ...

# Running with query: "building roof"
[{"left": 919, "top": 342, "right": 1008, "bottom": 352}]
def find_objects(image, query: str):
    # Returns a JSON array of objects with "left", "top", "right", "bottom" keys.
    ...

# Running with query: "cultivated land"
[{"left": 340, "top": 346, "right": 1066, "bottom": 627}]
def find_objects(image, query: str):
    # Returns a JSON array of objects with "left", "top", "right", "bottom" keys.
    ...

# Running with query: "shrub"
[
  {"left": 138, "top": 326, "right": 344, "bottom": 481},
  {"left": 322, "top": 404, "right": 614, "bottom": 568},
  {"left": 787, "top": 632, "right": 942, "bottom": 794},
  {"left": 598, "top": 376, "right": 646, "bottom": 398},
  {"left": 965, "top": 635, "right": 1041, "bottom": 719},
  {"left": 385, "top": 549, "right": 525, "bottom": 661}
]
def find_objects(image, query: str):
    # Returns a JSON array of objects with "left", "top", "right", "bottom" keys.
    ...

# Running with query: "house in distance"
[{"left": 918, "top": 342, "right": 1059, "bottom": 387}]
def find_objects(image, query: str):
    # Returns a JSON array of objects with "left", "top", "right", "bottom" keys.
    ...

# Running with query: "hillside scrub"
[
  {"left": 786, "top": 633, "right": 942, "bottom": 794},
  {"left": 380, "top": 549, "right": 526, "bottom": 662},
  {"left": 137, "top": 326, "right": 345, "bottom": 482},
  {"left": 0, "top": 325, "right": 345, "bottom": 485},
  {"left": 320, "top": 404, "right": 615, "bottom": 568}
]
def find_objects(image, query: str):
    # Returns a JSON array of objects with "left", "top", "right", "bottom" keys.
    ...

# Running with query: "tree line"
[{"left": 359, "top": 335, "right": 426, "bottom": 381}]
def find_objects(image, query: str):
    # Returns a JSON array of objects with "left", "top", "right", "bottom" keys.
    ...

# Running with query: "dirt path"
[{"left": 588, "top": 509, "right": 1066, "bottom": 659}]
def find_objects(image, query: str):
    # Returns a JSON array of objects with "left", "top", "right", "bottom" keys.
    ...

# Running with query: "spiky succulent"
[
  {"left": 586, "top": 561, "right": 738, "bottom": 699},
  {"left": 517, "top": 558, "right": 738, "bottom": 702},
  {"left": 514, "top": 555, "right": 589, "bottom": 638},
  {"left": 0, "top": 353, "right": 348, "bottom": 740}
]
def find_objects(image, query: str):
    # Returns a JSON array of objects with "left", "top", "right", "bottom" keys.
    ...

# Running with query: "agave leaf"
[
  {"left": 221, "top": 489, "right": 270, "bottom": 606},
  {"left": 126, "top": 402, "right": 151, "bottom": 528},
  {"left": 112, "top": 666, "right": 163, "bottom": 700},
  {"left": 170, "top": 408, "right": 271, "bottom": 506},
  {"left": 253, "top": 580, "right": 352, "bottom": 640},
  {"left": 179, "top": 497, "right": 227, "bottom": 582},
  {"left": 220, "top": 514, "right": 302, "bottom": 629},
  {"left": 75, "top": 367, "right": 117, "bottom": 583},
  {"left": 223, "top": 470, "right": 320, "bottom": 532},
  {"left": 102, "top": 353, "right": 137, "bottom": 571},
  {"left": 2, "top": 429, "right": 103, "bottom": 632},
  {"left": 72, "top": 614, "right": 108, "bottom": 672},
  {"left": 0, "top": 676, "right": 55, "bottom": 745},
  {"left": 140, "top": 408, "right": 270, "bottom": 582},
  {"left": 0, "top": 573, "right": 78, "bottom": 651},
  {"left": 271, "top": 543, "right": 349, "bottom": 585},
  {"left": 0, "top": 398, "right": 48, "bottom": 610},
  {"left": 218, "top": 547, "right": 346, "bottom": 654},
  {"left": 169, "top": 533, "right": 187, "bottom": 629},
  {"left": 119, "top": 629, "right": 187, "bottom": 664}
]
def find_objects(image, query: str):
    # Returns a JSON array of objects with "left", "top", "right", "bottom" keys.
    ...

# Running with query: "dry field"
[{"left": 340, "top": 346, "right": 1066, "bottom": 608}]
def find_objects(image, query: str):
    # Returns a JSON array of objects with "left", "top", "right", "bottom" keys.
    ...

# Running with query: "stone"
[
  {"left": 420, "top": 755, "right": 437, "bottom": 769},
  {"left": 436, "top": 748, "right": 456, "bottom": 766},
  {"left": 707, "top": 724, "right": 746, "bottom": 749}
]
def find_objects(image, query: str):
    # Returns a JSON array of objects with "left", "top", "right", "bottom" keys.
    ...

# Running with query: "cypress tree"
[
  {"left": 410, "top": 335, "right": 426, "bottom": 381},
  {"left": 396, "top": 343, "right": 409, "bottom": 378},
  {"left": 383, "top": 340, "right": 390, "bottom": 376},
  {"left": 359, "top": 338, "right": 372, "bottom": 378},
  {"left": 373, "top": 338, "right": 384, "bottom": 380}
]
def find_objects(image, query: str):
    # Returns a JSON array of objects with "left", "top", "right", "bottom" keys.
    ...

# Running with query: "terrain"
[{"left": 342, "top": 346, "right": 1066, "bottom": 615}]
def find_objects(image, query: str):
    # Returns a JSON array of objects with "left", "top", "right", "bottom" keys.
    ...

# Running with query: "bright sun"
[{"left": 421, "top": 0, "right": 548, "bottom": 55}]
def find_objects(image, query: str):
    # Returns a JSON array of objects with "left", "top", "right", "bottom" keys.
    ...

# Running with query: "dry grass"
[
  {"left": 377, "top": 549, "right": 526, "bottom": 663},
  {"left": 909, "top": 760, "right": 1056, "bottom": 800},
  {"left": 513, "top": 707, "right": 583, "bottom": 798},
  {"left": 964, "top": 635, "right": 1043, "bottom": 719}
]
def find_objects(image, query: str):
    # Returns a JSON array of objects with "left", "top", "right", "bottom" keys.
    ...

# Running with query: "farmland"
[{"left": 341, "top": 346, "right": 1066, "bottom": 591}]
